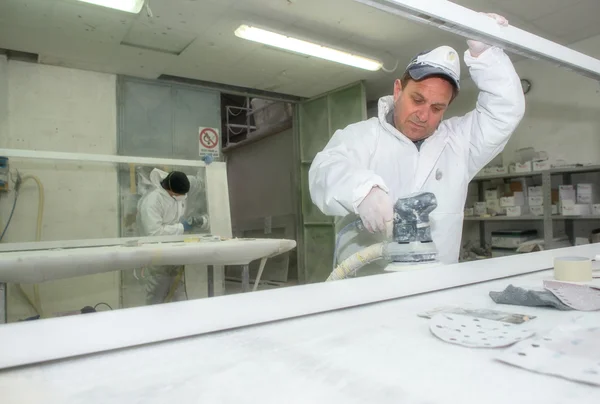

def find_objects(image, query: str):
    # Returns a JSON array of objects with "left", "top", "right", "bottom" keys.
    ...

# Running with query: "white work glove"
[
  {"left": 357, "top": 187, "right": 394, "bottom": 238},
  {"left": 467, "top": 13, "right": 509, "bottom": 57}
]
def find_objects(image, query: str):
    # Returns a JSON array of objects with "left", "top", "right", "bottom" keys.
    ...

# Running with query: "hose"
[
  {"left": 326, "top": 242, "right": 385, "bottom": 281},
  {"left": 20, "top": 176, "right": 44, "bottom": 242},
  {"left": 14, "top": 175, "right": 45, "bottom": 318},
  {"left": 332, "top": 219, "right": 362, "bottom": 269}
]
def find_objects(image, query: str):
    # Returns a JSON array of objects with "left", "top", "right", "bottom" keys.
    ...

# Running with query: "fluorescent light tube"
[
  {"left": 234, "top": 24, "right": 382, "bottom": 71},
  {"left": 77, "top": 0, "right": 144, "bottom": 13}
]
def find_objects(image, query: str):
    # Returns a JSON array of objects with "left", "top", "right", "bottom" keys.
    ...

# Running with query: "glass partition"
[{"left": 0, "top": 151, "right": 228, "bottom": 323}]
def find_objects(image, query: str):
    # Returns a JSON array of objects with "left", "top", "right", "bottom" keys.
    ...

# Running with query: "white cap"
[{"left": 405, "top": 46, "right": 461, "bottom": 90}]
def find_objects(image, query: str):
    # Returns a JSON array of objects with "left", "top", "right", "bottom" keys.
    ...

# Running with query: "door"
[{"left": 296, "top": 81, "right": 367, "bottom": 283}]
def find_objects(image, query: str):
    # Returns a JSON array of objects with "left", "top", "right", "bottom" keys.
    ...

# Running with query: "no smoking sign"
[{"left": 199, "top": 127, "right": 221, "bottom": 159}]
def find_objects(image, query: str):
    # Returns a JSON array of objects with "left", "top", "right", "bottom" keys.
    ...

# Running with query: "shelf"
[
  {"left": 464, "top": 216, "right": 543, "bottom": 221},
  {"left": 466, "top": 215, "right": 600, "bottom": 221},
  {"left": 552, "top": 215, "right": 600, "bottom": 220},
  {"left": 473, "top": 164, "right": 600, "bottom": 181},
  {"left": 549, "top": 164, "right": 600, "bottom": 175},
  {"left": 472, "top": 172, "right": 542, "bottom": 181}
]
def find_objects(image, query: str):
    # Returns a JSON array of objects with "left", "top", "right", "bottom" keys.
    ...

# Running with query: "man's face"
[{"left": 393, "top": 76, "right": 454, "bottom": 141}]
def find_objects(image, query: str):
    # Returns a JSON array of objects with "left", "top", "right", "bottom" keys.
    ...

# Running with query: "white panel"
[{"left": 353, "top": 0, "right": 600, "bottom": 80}]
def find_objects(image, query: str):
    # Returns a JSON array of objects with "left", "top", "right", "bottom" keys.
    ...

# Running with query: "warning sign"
[{"left": 199, "top": 127, "right": 220, "bottom": 159}]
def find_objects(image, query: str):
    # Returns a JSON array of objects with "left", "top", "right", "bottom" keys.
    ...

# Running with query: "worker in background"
[
  {"left": 136, "top": 169, "right": 201, "bottom": 304},
  {"left": 309, "top": 13, "right": 525, "bottom": 276}
]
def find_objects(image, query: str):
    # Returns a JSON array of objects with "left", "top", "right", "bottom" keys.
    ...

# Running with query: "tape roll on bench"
[{"left": 554, "top": 256, "right": 592, "bottom": 282}]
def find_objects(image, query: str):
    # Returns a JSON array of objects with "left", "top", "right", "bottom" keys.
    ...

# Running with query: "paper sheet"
[
  {"left": 544, "top": 280, "right": 600, "bottom": 311},
  {"left": 429, "top": 314, "right": 535, "bottom": 348},
  {"left": 497, "top": 325, "right": 600, "bottom": 386}
]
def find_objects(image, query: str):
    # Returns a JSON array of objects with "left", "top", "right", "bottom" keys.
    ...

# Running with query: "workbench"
[{"left": 1, "top": 244, "right": 599, "bottom": 403}]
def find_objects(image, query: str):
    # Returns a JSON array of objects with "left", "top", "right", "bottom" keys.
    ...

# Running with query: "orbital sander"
[{"left": 328, "top": 192, "right": 440, "bottom": 281}]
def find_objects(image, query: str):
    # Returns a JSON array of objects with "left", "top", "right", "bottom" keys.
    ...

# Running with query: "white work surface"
[{"left": 1, "top": 268, "right": 599, "bottom": 402}]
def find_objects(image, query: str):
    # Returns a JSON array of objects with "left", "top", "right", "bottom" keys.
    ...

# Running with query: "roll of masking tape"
[{"left": 553, "top": 256, "right": 592, "bottom": 282}]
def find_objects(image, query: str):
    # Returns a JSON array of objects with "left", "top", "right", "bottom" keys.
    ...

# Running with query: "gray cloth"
[{"left": 490, "top": 284, "right": 573, "bottom": 311}]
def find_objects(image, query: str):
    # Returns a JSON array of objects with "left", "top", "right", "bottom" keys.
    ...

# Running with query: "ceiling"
[{"left": 1, "top": 0, "right": 599, "bottom": 101}]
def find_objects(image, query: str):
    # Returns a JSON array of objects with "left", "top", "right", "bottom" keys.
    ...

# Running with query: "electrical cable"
[
  {"left": 0, "top": 170, "right": 21, "bottom": 242},
  {"left": 0, "top": 190, "right": 18, "bottom": 242},
  {"left": 94, "top": 302, "right": 113, "bottom": 311},
  {"left": 381, "top": 58, "right": 400, "bottom": 73}
]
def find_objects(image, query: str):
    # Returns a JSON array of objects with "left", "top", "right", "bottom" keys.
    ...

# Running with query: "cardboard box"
[
  {"left": 559, "top": 185, "right": 576, "bottom": 203},
  {"left": 528, "top": 186, "right": 543, "bottom": 197},
  {"left": 509, "top": 182, "right": 523, "bottom": 193},
  {"left": 464, "top": 207, "right": 474, "bottom": 217},
  {"left": 530, "top": 206, "right": 544, "bottom": 216},
  {"left": 560, "top": 199, "right": 575, "bottom": 208},
  {"left": 552, "top": 204, "right": 558, "bottom": 215},
  {"left": 533, "top": 160, "right": 551, "bottom": 171},
  {"left": 577, "top": 183, "right": 594, "bottom": 204},
  {"left": 486, "top": 199, "right": 499, "bottom": 209},
  {"left": 510, "top": 161, "right": 532, "bottom": 173},
  {"left": 551, "top": 189, "right": 559, "bottom": 204},
  {"left": 513, "top": 191, "right": 525, "bottom": 205},
  {"left": 561, "top": 205, "right": 577, "bottom": 216},
  {"left": 575, "top": 204, "right": 591, "bottom": 215},
  {"left": 484, "top": 188, "right": 503, "bottom": 201},
  {"left": 506, "top": 206, "right": 528, "bottom": 217},
  {"left": 528, "top": 196, "right": 544, "bottom": 206},
  {"left": 483, "top": 166, "right": 508, "bottom": 175},
  {"left": 592, "top": 204, "right": 600, "bottom": 215},
  {"left": 474, "top": 202, "right": 487, "bottom": 216},
  {"left": 500, "top": 196, "right": 515, "bottom": 207},
  {"left": 486, "top": 199, "right": 504, "bottom": 215}
]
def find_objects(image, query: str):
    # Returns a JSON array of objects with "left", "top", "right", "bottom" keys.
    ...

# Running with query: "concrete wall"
[{"left": 0, "top": 58, "right": 120, "bottom": 321}]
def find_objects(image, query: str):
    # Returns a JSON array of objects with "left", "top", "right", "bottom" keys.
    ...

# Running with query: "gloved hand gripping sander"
[{"left": 328, "top": 192, "right": 439, "bottom": 281}]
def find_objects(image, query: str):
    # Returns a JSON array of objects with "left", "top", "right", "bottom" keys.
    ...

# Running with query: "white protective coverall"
[
  {"left": 136, "top": 168, "right": 202, "bottom": 304},
  {"left": 309, "top": 47, "right": 526, "bottom": 275}
]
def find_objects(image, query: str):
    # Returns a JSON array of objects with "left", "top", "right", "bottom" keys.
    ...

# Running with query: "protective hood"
[
  {"left": 149, "top": 168, "right": 169, "bottom": 191},
  {"left": 377, "top": 96, "right": 414, "bottom": 145}
]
